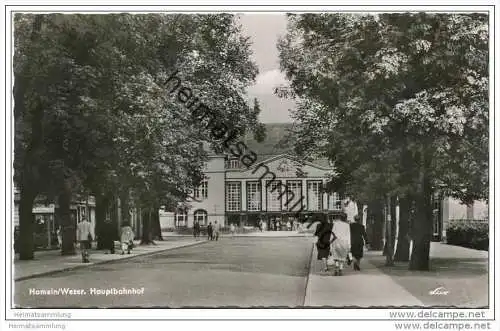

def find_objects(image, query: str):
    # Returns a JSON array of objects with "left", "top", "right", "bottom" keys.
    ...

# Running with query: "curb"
[
  {"left": 14, "top": 240, "right": 207, "bottom": 282},
  {"left": 302, "top": 243, "right": 315, "bottom": 306}
]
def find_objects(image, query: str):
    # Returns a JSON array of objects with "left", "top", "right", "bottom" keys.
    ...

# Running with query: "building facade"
[
  {"left": 159, "top": 124, "right": 354, "bottom": 230},
  {"left": 13, "top": 186, "right": 96, "bottom": 250},
  {"left": 159, "top": 153, "right": 352, "bottom": 230},
  {"left": 433, "top": 196, "right": 488, "bottom": 242}
]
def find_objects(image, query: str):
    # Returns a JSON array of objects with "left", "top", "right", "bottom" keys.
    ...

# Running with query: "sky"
[{"left": 238, "top": 14, "right": 295, "bottom": 123}]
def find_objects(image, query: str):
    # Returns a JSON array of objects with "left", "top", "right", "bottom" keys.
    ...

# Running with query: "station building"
[{"left": 159, "top": 123, "right": 357, "bottom": 230}]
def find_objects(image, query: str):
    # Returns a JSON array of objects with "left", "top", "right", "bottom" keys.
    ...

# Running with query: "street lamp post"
[{"left": 213, "top": 204, "right": 218, "bottom": 224}]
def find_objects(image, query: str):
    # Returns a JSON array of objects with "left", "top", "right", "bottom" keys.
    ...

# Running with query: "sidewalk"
[
  {"left": 14, "top": 238, "right": 206, "bottom": 281},
  {"left": 304, "top": 242, "right": 488, "bottom": 308},
  {"left": 305, "top": 244, "right": 424, "bottom": 307}
]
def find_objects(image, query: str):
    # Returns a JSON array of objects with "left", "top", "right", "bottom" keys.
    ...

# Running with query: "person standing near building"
[
  {"left": 350, "top": 215, "right": 369, "bottom": 271},
  {"left": 76, "top": 217, "right": 93, "bottom": 263},
  {"left": 230, "top": 223, "right": 236, "bottom": 237},
  {"left": 120, "top": 222, "right": 134, "bottom": 255},
  {"left": 56, "top": 226, "right": 62, "bottom": 249},
  {"left": 193, "top": 221, "right": 200, "bottom": 240},
  {"left": 213, "top": 220, "right": 221, "bottom": 241},
  {"left": 207, "top": 222, "right": 213, "bottom": 240}
]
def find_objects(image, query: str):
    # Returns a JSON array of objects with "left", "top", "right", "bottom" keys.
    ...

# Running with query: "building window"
[
  {"left": 266, "top": 180, "right": 282, "bottom": 211},
  {"left": 329, "top": 192, "right": 342, "bottom": 210},
  {"left": 307, "top": 181, "right": 322, "bottom": 211},
  {"left": 194, "top": 180, "right": 208, "bottom": 200},
  {"left": 226, "top": 158, "right": 240, "bottom": 169},
  {"left": 247, "top": 181, "right": 261, "bottom": 211},
  {"left": 226, "top": 182, "right": 241, "bottom": 211},
  {"left": 193, "top": 209, "right": 208, "bottom": 226},
  {"left": 286, "top": 180, "right": 303, "bottom": 211},
  {"left": 175, "top": 210, "right": 188, "bottom": 227}
]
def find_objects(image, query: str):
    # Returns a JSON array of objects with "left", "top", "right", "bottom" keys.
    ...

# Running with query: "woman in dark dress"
[
  {"left": 349, "top": 215, "right": 369, "bottom": 271},
  {"left": 207, "top": 222, "right": 213, "bottom": 240},
  {"left": 314, "top": 218, "right": 334, "bottom": 272}
]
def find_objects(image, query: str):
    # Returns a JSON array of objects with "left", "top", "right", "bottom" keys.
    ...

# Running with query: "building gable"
[{"left": 226, "top": 154, "right": 334, "bottom": 179}]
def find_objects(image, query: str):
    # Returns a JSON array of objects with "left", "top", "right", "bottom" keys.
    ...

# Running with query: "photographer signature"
[{"left": 428, "top": 287, "right": 449, "bottom": 296}]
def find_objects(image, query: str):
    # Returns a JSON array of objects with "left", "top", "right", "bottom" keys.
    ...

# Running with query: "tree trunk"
[
  {"left": 367, "top": 200, "right": 384, "bottom": 250},
  {"left": 95, "top": 193, "right": 110, "bottom": 250},
  {"left": 390, "top": 196, "right": 398, "bottom": 256},
  {"left": 409, "top": 192, "right": 433, "bottom": 270},
  {"left": 120, "top": 189, "right": 130, "bottom": 225},
  {"left": 409, "top": 151, "right": 433, "bottom": 270},
  {"left": 14, "top": 16, "right": 46, "bottom": 261},
  {"left": 59, "top": 180, "right": 76, "bottom": 255},
  {"left": 382, "top": 224, "right": 387, "bottom": 255},
  {"left": 140, "top": 208, "right": 154, "bottom": 245},
  {"left": 385, "top": 195, "right": 394, "bottom": 266},
  {"left": 382, "top": 197, "right": 388, "bottom": 256},
  {"left": 394, "top": 195, "right": 411, "bottom": 262},
  {"left": 356, "top": 201, "right": 364, "bottom": 221},
  {"left": 18, "top": 187, "right": 36, "bottom": 260},
  {"left": 152, "top": 206, "right": 163, "bottom": 241}
]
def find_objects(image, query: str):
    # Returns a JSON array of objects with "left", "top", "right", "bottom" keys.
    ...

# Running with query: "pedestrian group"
[
  {"left": 75, "top": 217, "right": 135, "bottom": 263},
  {"left": 314, "top": 213, "right": 368, "bottom": 276}
]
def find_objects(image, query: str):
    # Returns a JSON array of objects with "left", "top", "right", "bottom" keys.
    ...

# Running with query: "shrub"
[
  {"left": 446, "top": 220, "right": 488, "bottom": 251},
  {"left": 173, "top": 226, "right": 195, "bottom": 235}
]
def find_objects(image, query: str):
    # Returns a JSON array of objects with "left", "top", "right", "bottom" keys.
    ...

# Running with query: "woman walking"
[
  {"left": 120, "top": 222, "right": 134, "bottom": 255},
  {"left": 350, "top": 215, "right": 369, "bottom": 271},
  {"left": 207, "top": 222, "right": 213, "bottom": 240},
  {"left": 330, "top": 213, "right": 351, "bottom": 276},
  {"left": 314, "top": 217, "right": 334, "bottom": 272},
  {"left": 56, "top": 226, "right": 62, "bottom": 249},
  {"left": 193, "top": 221, "right": 201, "bottom": 240},
  {"left": 213, "top": 221, "right": 221, "bottom": 241},
  {"left": 230, "top": 223, "right": 236, "bottom": 237},
  {"left": 76, "top": 217, "right": 93, "bottom": 263}
]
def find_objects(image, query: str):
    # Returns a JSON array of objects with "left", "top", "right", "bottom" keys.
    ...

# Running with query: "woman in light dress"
[
  {"left": 120, "top": 222, "right": 134, "bottom": 255},
  {"left": 230, "top": 223, "right": 236, "bottom": 237},
  {"left": 56, "top": 226, "right": 62, "bottom": 248},
  {"left": 330, "top": 214, "right": 351, "bottom": 276}
]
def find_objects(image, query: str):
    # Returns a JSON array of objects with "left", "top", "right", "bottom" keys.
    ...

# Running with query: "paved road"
[{"left": 14, "top": 237, "right": 313, "bottom": 308}]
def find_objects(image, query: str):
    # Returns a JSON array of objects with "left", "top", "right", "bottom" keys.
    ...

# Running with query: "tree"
[
  {"left": 277, "top": 13, "right": 488, "bottom": 270},
  {"left": 14, "top": 15, "right": 45, "bottom": 259},
  {"left": 13, "top": 14, "right": 262, "bottom": 257}
]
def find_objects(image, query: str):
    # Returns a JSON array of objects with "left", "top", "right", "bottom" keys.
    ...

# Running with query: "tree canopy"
[
  {"left": 13, "top": 13, "right": 263, "bottom": 257},
  {"left": 278, "top": 13, "right": 488, "bottom": 204}
]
